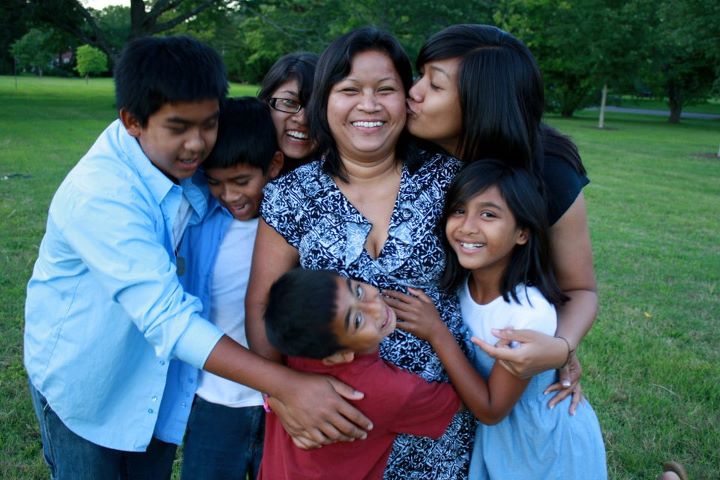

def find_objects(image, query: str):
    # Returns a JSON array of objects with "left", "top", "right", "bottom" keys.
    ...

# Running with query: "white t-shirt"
[
  {"left": 458, "top": 281, "right": 557, "bottom": 345},
  {"left": 195, "top": 218, "right": 263, "bottom": 407}
]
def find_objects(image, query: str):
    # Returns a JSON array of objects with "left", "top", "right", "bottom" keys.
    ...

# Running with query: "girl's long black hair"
[
  {"left": 441, "top": 160, "right": 568, "bottom": 306},
  {"left": 417, "top": 24, "right": 585, "bottom": 178}
]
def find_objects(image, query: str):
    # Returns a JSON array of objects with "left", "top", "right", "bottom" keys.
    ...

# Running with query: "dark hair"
[
  {"left": 308, "top": 27, "right": 415, "bottom": 182},
  {"left": 114, "top": 35, "right": 227, "bottom": 127},
  {"left": 258, "top": 52, "right": 318, "bottom": 109},
  {"left": 265, "top": 268, "right": 343, "bottom": 359},
  {"left": 417, "top": 24, "right": 584, "bottom": 176},
  {"left": 440, "top": 160, "right": 568, "bottom": 306},
  {"left": 203, "top": 97, "right": 278, "bottom": 174}
]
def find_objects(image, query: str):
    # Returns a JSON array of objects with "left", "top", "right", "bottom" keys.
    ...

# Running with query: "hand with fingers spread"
[
  {"left": 473, "top": 327, "right": 585, "bottom": 414},
  {"left": 382, "top": 288, "right": 445, "bottom": 341},
  {"left": 544, "top": 352, "right": 584, "bottom": 414},
  {"left": 472, "top": 328, "right": 568, "bottom": 379},
  {"left": 268, "top": 374, "right": 372, "bottom": 449}
]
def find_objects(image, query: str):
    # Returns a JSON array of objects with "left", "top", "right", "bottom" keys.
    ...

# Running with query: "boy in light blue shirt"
[{"left": 24, "top": 36, "right": 369, "bottom": 480}]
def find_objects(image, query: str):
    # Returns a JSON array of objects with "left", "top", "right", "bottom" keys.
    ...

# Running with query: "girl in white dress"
[{"left": 385, "top": 159, "right": 607, "bottom": 479}]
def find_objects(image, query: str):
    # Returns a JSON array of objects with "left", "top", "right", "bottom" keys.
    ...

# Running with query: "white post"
[{"left": 598, "top": 83, "right": 608, "bottom": 129}]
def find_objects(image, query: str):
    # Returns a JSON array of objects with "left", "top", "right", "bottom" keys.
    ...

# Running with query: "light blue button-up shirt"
[
  {"left": 24, "top": 120, "right": 224, "bottom": 451},
  {"left": 155, "top": 195, "right": 233, "bottom": 444}
]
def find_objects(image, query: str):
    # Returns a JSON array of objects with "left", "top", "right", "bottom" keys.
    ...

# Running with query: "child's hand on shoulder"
[{"left": 382, "top": 288, "right": 445, "bottom": 341}]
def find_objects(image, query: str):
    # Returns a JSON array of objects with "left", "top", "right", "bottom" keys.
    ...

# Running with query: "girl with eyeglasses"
[{"left": 259, "top": 52, "right": 318, "bottom": 175}]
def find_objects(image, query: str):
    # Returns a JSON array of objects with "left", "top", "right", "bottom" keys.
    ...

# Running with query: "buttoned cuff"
[{"left": 173, "top": 315, "right": 224, "bottom": 368}]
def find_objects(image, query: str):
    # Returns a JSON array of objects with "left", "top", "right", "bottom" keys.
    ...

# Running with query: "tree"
[
  {"left": 10, "top": 28, "right": 55, "bottom": 76},
  {"left": 584, "top": 0, "right": 648, "bottom": 127},
  {"left": 639, "top": 0, "right": 720, "bottom": 123},
  {"left": 96, "top": 5, "right": 132, "bottom": 54},
  {"left": 494, "top": 0, "right": 642, "bottom": 119},
  {"left": 223, "top": 0, "right": 492, "bottom": 83},
  {"left": 0, "top": 0, "right": 32, "bottom": 74},
  {"left": 25, "top": 0, "right": 226, "bottom": 66},
  {"left": 76, "top": 44, "right": 108, "bottom": 82}
]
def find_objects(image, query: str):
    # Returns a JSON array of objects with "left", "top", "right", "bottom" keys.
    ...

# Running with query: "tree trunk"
[
  {"left": 667, "top": 80, "right": 682, "bottom": 124},
  {"left": 130, "top": 0, "right": 146, "bottom": 38},
  {"left": 598, "top": 83, "right": 608, "bottom": 129},
  {"left": 560, "top": 108, "right": 574, "bottom": 118}
]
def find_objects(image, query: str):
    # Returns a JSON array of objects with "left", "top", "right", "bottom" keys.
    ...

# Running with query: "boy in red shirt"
[{"left": 259, "top": 268, "right": 460, "bottom": 480}]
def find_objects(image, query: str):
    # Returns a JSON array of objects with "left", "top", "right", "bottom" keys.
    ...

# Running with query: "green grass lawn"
[{"left": 1, "top": 76, "right": 719, "bottom": 479}]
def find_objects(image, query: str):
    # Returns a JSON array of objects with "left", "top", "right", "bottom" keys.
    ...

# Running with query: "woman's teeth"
[{"left": 352, "top": 121, "right": 384, "bottom": 128}]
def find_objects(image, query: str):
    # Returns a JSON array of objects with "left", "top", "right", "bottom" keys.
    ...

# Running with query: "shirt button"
[
  {"left": 148, "top": 408, "right": 154, "bottom": 414},
  {"left": 181, "top": 402, "right": 187, "bottom": 408},
  {"left": 151, "top": 396, "right": 158, "bottom": 402},
  {"left": 159, "top": 360, "right": 166, "bottom": 366}
]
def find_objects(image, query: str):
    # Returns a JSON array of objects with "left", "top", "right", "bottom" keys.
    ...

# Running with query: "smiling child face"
[{"left": 330, "top": 276, "right": 396, "bottom": 354}]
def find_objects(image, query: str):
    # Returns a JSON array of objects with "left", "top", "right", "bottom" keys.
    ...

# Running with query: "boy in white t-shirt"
[{"left": 178, "top": 97, "right": 283, "bottom": 479}]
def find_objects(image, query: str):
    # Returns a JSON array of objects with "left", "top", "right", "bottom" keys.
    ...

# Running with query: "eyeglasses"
[{"left": 269, "top": 97, "right": 303, "bottom": 114}]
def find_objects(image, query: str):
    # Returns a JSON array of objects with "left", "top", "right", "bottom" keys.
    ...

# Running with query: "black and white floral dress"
[{"left": 261, "top": 150, "right": 475, "bottom": 479}]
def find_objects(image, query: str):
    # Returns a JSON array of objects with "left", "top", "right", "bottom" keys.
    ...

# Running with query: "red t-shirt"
[{"left": 257, "top": 352, "right": 459, "bottom": 480}]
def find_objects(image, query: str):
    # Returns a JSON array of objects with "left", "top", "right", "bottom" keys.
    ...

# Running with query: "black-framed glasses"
[{"left": 269, "top": 97, "right": 303, "bottom": 114}]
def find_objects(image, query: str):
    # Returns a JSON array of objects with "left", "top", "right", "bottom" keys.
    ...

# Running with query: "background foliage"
[
  {"left": 2, "top": 0, "right": 719, "bottom": 120},
  {"left": 75, "top": 44, "right": 108, "bottom": 79}
]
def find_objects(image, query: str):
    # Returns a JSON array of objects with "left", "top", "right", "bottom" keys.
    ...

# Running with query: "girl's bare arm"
[{"left": 384, "top": 289, "right": 528, "bottom": 424}]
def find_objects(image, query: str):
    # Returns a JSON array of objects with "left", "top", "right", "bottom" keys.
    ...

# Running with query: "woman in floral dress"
[{"left": 246, "top": 27, "right": 474, "bottom": 478}]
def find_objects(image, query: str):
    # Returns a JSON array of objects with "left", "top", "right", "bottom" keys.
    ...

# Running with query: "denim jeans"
[
  {"left": 181, "top": 395, "right": 265, "bottom": 480},
  {"left": 28, "top": 381, "right": 177, "bottom": 480}
]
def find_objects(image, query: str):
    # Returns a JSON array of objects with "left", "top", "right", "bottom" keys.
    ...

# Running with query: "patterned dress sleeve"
[{"left": 259, "top": 162, "right": 315, "bottom": 249}]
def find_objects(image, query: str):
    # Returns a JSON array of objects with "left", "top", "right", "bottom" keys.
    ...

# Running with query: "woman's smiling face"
[{"left": 326, "top": 50, "right": 407, "bottom": 164}]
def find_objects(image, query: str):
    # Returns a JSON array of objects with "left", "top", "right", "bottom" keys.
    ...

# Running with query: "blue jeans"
[
  {"left": 28, "top": 381, "right": 177, "bottom": 480},
  {"left": 181, "top": 395, "right": 265, "bottom": 480}
]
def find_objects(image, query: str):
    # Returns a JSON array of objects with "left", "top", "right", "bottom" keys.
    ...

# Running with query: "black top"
[{"left": 542, "top": 153, "right": 589, "bottom": 225}]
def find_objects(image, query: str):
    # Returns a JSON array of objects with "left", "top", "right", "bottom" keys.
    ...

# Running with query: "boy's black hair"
[
  {"left": 203, "top": 97, "right": 279, "bottom": 174},
  {"left": 258, "top": 52, "right": 318, "bottom": 112},
  {"left": 440, "top": 159, "right": 568, "bottom": 306},
  {"left": 265, "top": 268, "right": 344, "bottom": 359},
  {"left": 308, "top": 27, "right": 419, "bottom": 182},
  {"left": 416, "top": 24, "right": 585, "bottom": 178},
  {"left": 114, "top": 35, "right": 228, "bottom": 127}
]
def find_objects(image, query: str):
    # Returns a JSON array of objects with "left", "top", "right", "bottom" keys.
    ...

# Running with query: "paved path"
[{"left": 585, "top": 106, "right": 720, "bottom": 120}]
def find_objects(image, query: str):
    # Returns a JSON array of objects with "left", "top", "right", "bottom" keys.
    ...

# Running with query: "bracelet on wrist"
[
  {"left": 556, "top": 336, "right": 576, "bottom": 369},
  {"left": 262, "top": 393, "right": 272, "bottom": 413}
]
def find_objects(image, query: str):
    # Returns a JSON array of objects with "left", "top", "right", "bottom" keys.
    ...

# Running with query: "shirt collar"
[{"left": 112, "top": 119, "right": 208, "bottom": 220}]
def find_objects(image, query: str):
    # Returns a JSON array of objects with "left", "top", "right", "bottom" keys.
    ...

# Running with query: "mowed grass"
[{"left": 1, "top": 76, "right": 718, "bottom": 478}]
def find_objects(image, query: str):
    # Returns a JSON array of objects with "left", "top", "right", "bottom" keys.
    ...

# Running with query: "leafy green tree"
[
  {"left": 96, "top": 5, "right": 132, "bottom": 55},
  {"left": 24, "top": 0, "right": 225, "bottom": 65},
  {"left": 10, "top": 28, "right": 55, "bottom": 76},
  {"left": 637, "top": 0, "right": 720, "bottom": 123},
  {"left": 75, "top": 44, "right": 108, "bottom": 82},
  {"left": 494, "top": 0, "right": 636, "bottom": 117},
  {"left": 223, "top": 0, "right": 492, "bottom": 83},
  {"left": 580, "top": 0, "right": 649, "bottom": 126},
  {"left": 0, "top": 0, "right": 32, "bottom": 74}
]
